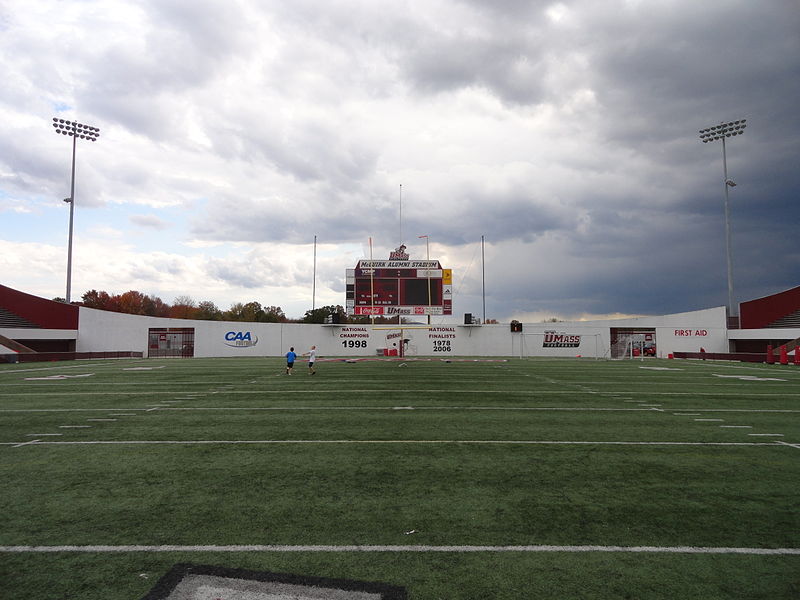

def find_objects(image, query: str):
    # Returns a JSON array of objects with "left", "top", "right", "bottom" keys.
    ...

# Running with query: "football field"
[{"left": 1, "top": 356, "right": 798, "bottom": 599}]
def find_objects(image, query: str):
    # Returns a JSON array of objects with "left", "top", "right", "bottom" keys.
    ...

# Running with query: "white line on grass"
[
  {"left": 694, "top": 419, "right": 724, "bottom": 422},
  {"left": 777, "top": 441, "right": 800, "bottom": 450},
  {"left": 11, "top": 439, "right": 40, "bottom": 448},
  {"left": 57, "top": 425, "right": 91, "bottom": 429},
  {"left": 2, "top": 406, "right": 798, "bottom": 415},
  {"left": 1, "top": 544, "right": 797, "bottom": 555},
  {"left": 748, "top": 433, "right": 784, "bottom": 437},
  {"left": 2, "top": 439, "right": 788, "bottom": 448},
  {"left": 26, "top": 433, "right": 62, "bottom": 436}
]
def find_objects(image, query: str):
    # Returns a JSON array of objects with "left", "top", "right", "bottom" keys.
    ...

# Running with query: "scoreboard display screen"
[{"left": 346, "top": 259, "right": 452, "bottom": 316}]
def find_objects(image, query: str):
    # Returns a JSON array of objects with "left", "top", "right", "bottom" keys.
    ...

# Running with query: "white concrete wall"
[{"left": 73, "top": 305, "right": 731, "bottom": 358}]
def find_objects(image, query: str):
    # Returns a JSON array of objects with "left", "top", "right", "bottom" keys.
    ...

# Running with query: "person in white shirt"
[{"left": 304, "top": 345, "right": 317, "bottom": 375}]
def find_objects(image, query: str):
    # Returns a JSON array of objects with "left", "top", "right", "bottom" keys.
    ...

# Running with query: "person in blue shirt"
[{"left": 285, "top": 347, "right": 297, "bottom": 375}]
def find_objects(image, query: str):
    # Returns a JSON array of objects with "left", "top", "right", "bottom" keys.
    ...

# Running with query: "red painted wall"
[
  {"left": 739, "top": 285, "right": 800, "bottom": 329},
  {"left": 0, "top": 285, "right": 79, "bottom": 329}
]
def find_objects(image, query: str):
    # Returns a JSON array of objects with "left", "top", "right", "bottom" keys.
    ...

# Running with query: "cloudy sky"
[{"left": 1, "top": 0, "right": 798, "bottom": 322}]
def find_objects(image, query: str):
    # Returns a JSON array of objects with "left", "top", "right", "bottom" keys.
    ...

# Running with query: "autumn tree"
[
  {"left": 262, "top": 305, "right": 287, "bottom": 323},
  {"left": 117, "top": 290, "right": 148, "bottom": 315},
  {"left": 302, "top": 305, "right": 346, "bottom": 324},
  {"left": 195, "top": 300, "right": 223, "bottom": 320},
  {"left": 144, "top": 294, "right": 171, "bottom": 317},
  {"left": 170, "top": 296, "right": 197, "bottom": 319},
  {"left": 82, "top": 289, "right": 113, "bottom": 310}
]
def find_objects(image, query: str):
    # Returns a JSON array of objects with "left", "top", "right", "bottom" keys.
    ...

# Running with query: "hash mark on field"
[
  {"left": 58, "top": 425, "right": 91, "bottom": 428},
  {"left": 26, "top": 433, "right": 62, "bottom": 436},
  {"left": 748, "top": 433, "right": 784, "bottom": 437},
  {"left": 87, "top": 419, "right": 117, "bottom": 422},
  {"left": 720, "top": 425, "right": 752, "bottom": 429},
  {"left": 695, "top": 419, "right": 724, "bottom": 422},
  {"left": 673, "top": 413, "right": 700, "bottom": 416}
]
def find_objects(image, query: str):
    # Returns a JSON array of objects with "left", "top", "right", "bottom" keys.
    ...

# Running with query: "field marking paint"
[
  {"left": 87, "top": 418, "right": 117, "bottom": 422},
  {"left": 720, "top": 426, "right": 752, "bottom": 428},
  {"left": 58, "top": 425, "right": 91, "bottom": 429},
  {"left": 748, "top": 433, "right": 784, "bottom": 437},
  {"left": 713, "top": 374, "right": 787, "bottom": 382},
  {"left": 23, "top": 373, "right": 95, "bottom": 381},
  {"left": 12, "top": 439, "right": 40, "bottom": 448},
  {"left": 109, "top": 414, "right": 137, "bottom": 416},
  {"left": 3, "top": 405, "right": 798, "bottom": 415},
  {"left": 4, "top": 439, "right": 786, "bottom": 448},
  {"left": 3, "top": 389, "right": 800, "bottom": 399},
  {"left": 777, "top": 441, "right": 800, "bottom": 450},
  {"left": 694, "top": 419, "right": 724, "bottom": 422},
  {"left": 1, "top": 544, "right": 797, "bottom": 555},
  {"left": 26, "top": 433, "right": 62, "bottom": 436}
]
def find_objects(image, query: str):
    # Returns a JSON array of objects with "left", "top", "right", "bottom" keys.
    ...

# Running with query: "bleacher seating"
[
  {"left": 0, "top": 307, "right": 39, "bottom": 328},
  {"left": 768, "top": 309, "right": 800, "bottom": 328}
]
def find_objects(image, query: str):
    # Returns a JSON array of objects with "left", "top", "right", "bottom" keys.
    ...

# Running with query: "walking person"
[
  {"left": 285, "top": 347, "right": 297, "bottom": 375},
  {"left": 304, "top": 345, "right": 317, "bottom": 375}
]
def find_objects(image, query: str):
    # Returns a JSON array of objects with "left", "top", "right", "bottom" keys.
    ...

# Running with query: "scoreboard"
[{"left": 346, "top": 259, "right": 452, "bottom": 316}]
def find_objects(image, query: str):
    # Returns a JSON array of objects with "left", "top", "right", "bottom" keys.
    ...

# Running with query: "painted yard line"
[
  {"left": 3, "top": 439, "right": 785, "bottom": 448},
  {"left": 26, "top": 433, "right": 62, "bottom": 436},
  {"left": 748, "top": 433, "right": 785, "bottom": 437},
  {"left": 1, "top": 544, "right": 797, "bottom": 555},
  {"left": 57, "top": 425, "right": 92, "bottom": 429},
  {"left": 87, "top": 418, "right": 117, "bottom": 422},
  {"left": 1, "top": 405, "right": 797, "bottom": 415},
  {"left": 109, "top": 413, "right": 137, "bottom": 416},
  {"left": 777, "top": 441, "right": 800, "bottom": 450},
  {"left": 0, "top": 363, "right": 110, "bottom": 374},
  {"left": 694, "top": 419, "right": 725, "bottom": 422},
  {"left": 720, "top": 426, "right": 753, "bottom": 428},
  {"left": 0, "top": 406, "right": 687, "bottom": 413},
  {"left": 3, "top": 390, "right": 800, "bottom": 399},
  {"left": 11, "top": 439, "right": 40, "bottom": 448}
]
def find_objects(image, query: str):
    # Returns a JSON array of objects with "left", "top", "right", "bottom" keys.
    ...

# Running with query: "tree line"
[{"left": 67, "top": 289, "right": 404, "bottom": 325}]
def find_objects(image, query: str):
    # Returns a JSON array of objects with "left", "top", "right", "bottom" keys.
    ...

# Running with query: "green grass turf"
[{"left": 1, "top": 356, "right": 798, "bottom": 599}]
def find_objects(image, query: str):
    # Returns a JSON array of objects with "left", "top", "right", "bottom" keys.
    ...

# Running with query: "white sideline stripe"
[
  {"left": 777, "top": 441, "right": 800, "bottom": 450},
  {"left": 1, "top": 544, "right": 797, "bottom": 555},
  {"left": 3, "top": 439, "right": 786, "bottom": 447},
  {"left": 3, "top": 405, "right": 799, "bottom": 414}
]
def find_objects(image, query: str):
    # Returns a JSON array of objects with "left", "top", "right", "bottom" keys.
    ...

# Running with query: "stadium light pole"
[
  {"left": 419, "top": 235, "right": 431, "bottom": 324},
  {"left": 699, "top": 119, "right": 746, "bottom": 320},
  {"left": 52, "top": 117, "right": 100, "bottom": 303}
]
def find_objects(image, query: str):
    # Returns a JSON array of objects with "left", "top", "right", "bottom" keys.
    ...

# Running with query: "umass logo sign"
[
  {"left": 224, "top": 331, "right": 258, "bottom": 348},
  {"left": 543, "top": 330, "right": 581, "bottom": 348}
]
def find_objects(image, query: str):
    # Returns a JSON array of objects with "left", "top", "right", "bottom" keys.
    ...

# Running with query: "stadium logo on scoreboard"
[
  {"left": 224, "top": 331, "right": 258, "bottom": 347},
  {"left": 388, "top": 244, "right": 409, "bottom": 260},
  {"left": 542, "top": 331, "right": 581, "bottom": 348}
]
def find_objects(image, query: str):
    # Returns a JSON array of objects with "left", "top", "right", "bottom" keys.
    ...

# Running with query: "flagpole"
[{"left": 312, "top": 235, "right": 317, "bottom": 311}]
